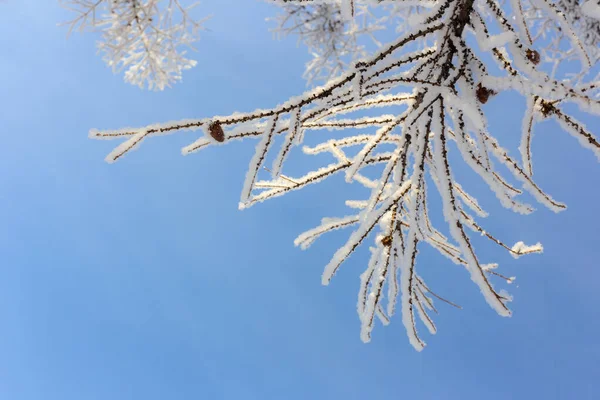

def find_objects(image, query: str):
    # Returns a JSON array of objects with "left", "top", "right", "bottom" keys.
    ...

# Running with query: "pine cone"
[
  {"left": 381, "top": 235, "right": 393, "bottom": 247},
  {"left": 526, "top": 49, "right": 541, "bottom": 65},
  {"left": 208, "top": 121, "right": 225, "bottom": 142},
  {"left": 476, "top": 83, "right": 496, "bottom": 104}
]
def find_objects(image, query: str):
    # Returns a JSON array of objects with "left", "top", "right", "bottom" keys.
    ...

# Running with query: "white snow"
[{"left": 581, "top": 1, "right": 600, "bottom": 19}]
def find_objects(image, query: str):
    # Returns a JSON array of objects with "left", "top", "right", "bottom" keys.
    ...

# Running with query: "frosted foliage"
[
  {"left": 61, "top": 0, "right": 206, "bottom": 90},
  {"left": 92, "top": 0, "right": 600, "bottom": 349},
  {"left": 522, "top": 0, "right": 600, "bottom": 80},
  {"left": 62, "top": 1, "right": 598, "bottom": 89},
  {"left": 270, "top": 1, "right": 387, "bottom": 85}
]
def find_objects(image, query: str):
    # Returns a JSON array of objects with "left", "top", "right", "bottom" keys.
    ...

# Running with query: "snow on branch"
[
  {"left": 61, "top": 0, "right": 207, "bottom": 90},
  {"left": 91, "top": 0, "right": 600, "bottom": 349},
  {"left": 270, "top": 1, "right": 388, "bottom": 84},
  {"left": 523, "top": 0, "right": 600, "bottom": 81}
]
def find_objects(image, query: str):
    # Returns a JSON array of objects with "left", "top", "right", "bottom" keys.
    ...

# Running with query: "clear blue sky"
[{"left": 1, "top": 1, "right": 599, "bottom": 399}]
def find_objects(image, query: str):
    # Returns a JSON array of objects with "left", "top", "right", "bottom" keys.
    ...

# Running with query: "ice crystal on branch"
[
  {"left": 61, "top": 0, "right": 207, "bottom": 90},
  {"left": 91, "top": 0, "right": 600, "bottom": 350}
]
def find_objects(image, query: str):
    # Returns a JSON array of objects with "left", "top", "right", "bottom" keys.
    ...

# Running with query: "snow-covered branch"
[
  {"left": 91, "top": 0, "right": 599, "bottom": 349},
  {"left": 61, "top": 0, "right": 207, "bottom": 90},
  {"left": 270, "top": 1, "right": 387, "bottom": 85}
]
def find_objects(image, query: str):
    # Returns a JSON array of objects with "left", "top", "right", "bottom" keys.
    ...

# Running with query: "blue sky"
[{"left": 0, "top": 1, "right": 599, "bottom": 399}]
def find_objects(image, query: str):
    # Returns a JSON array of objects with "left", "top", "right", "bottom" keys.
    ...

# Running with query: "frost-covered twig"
[
  {"left": 61, "top": 0, "right": 207, "bottom": 90},
  {"left": 91, "top": 0, "right": 600, "bottom": 349},
  {"left": 270, "top": 1, "right": 387, "bottom": 85}
]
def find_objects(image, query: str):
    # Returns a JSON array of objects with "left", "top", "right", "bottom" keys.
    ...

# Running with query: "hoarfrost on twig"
[{"left": 90, "top": 0, "right": 600, "bottom": 349}]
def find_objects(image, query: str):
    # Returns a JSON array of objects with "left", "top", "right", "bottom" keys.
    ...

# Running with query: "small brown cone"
[
  {"left": 381, "top": 235, "right": 393, "bottom": 247},
  {"left": 476, "top": 83, "right": 496, "bottom": 104},
  {"left": 526, "top": 49, "right": 541, "bottom": 65},
  {"left": 208, "top": 121, "right": 225, "bottom": 142}
]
